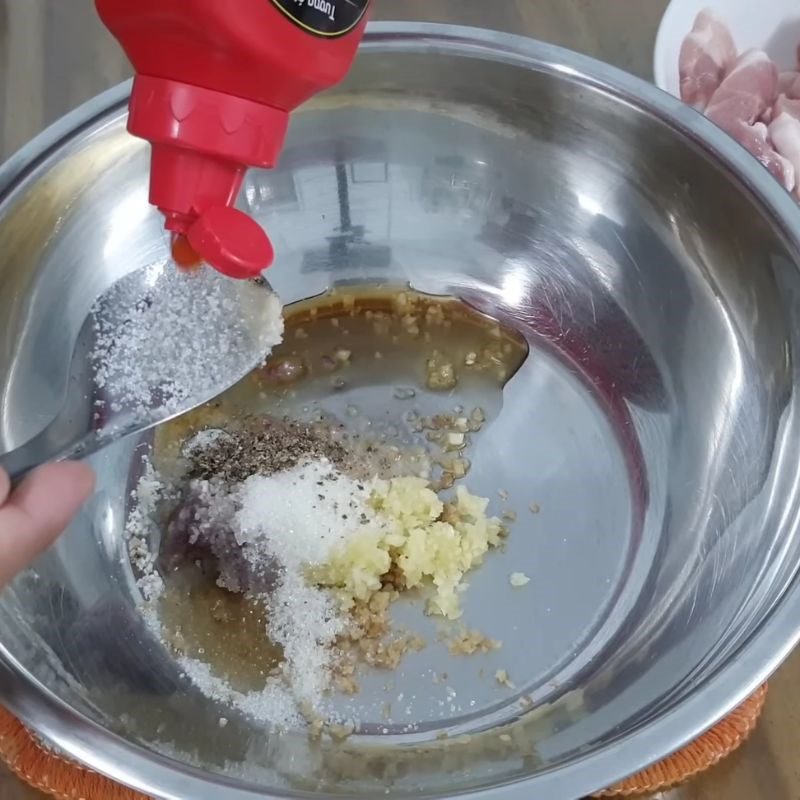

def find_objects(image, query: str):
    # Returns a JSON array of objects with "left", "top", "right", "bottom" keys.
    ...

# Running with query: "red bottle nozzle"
[
  {"left": 187, "top": 205, "right": 274, "bottom": 279},
  {"left": 128, "top": 75, "right": 288, "bottom": 279}
]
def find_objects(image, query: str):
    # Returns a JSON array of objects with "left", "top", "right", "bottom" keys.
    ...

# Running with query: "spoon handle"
[{"left": 0, "top": 416, "right": 97, "bottom": 488}]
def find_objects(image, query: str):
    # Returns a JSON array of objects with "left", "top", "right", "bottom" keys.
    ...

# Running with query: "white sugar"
[
  {"left": 92, "top": 263, "right": 283, "bottom": 423},
  {"left": 232, "top": 458, "right": 376, "bottom": 714},
  {"left": 125, "top": 456, "right": 166, "bottom": 600},
  {"left": 236, "top": 458, "right": 374, "bottom": 567},
  {"left": 179, "top": 656, "right": 302, "bottom": 728},
  {"left": 265, "top": 569, "right": 345, "bottom": 706}
]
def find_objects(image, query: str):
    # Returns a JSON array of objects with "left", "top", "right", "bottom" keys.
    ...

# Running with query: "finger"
[
  {"left": 0, "top": 462, "right": 95, "bottom": 587},
  {"left": 0, "top": 468, "right": 9, "bottom": 506}
]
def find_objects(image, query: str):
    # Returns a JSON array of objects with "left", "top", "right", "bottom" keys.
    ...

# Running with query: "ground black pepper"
[{"left": 186, "top": 417, "right": 347, "bottom": 484}]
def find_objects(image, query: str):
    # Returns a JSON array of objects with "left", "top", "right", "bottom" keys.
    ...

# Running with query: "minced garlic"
[{"left": 312, "top": 478, "right": 503, "bottom": 619}]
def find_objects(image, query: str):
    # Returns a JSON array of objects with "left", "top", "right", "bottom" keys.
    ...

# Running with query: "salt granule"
[
  {"left": 92, "top": 262, "right": 283, "bottom": 421},
  {"left": 182, "top": 428, "right": 233, "bottom": 457}
]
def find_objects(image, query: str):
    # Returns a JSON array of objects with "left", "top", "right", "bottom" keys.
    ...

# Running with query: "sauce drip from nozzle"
[{"left": 171, "top": 234, "right": 203, "bottom": 271}]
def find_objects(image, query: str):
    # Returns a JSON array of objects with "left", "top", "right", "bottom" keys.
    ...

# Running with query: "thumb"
[{"left": 0, "top": 462, "right": 95, "bottom": 587}]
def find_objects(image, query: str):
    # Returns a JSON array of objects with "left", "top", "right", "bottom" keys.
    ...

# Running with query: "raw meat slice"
[
  {"left": 705, "top": 50, "right": 779, "bottom": 129},
  {"left": 677, "top": 16, "right": 798, "bottom": 196},
  {"left": 779, "top": 71, "right": 800, "bottom": 98},
  {"left": 769, "top": 112, "right": 800, "bottom": 193},
  {"left": 723, "top": 120, "right": 795, "bottom": 191},
  {"left": 774, "top": 94, "right": 800, "bottom": 120},
  {"left": 679, "top": 10, "right": 738, "bottom": 110}
]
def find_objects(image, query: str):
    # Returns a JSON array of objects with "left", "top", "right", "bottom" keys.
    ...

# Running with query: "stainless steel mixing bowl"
[{"left": 1, "top": 22, "right": 800, "bottom": 800}]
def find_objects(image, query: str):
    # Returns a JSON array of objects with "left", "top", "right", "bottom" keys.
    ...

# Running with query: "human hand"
[{"left": 0, "top": 463, "right": 95, "bottom": 587}]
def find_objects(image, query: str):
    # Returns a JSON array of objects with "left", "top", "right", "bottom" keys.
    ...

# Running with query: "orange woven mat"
[
  {"left": 0, "top": 706, "right": 145, "bottom": 800},
  {"left": 596, "top": 683, "right": 768, "bottom": 797},
  {"left": 0, "top": 685, "right": 768, "bottom": 800}
]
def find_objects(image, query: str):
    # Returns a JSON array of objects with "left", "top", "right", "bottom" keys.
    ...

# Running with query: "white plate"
[{"left": 654, "top": 0, "right": 800, "bottom": 97}]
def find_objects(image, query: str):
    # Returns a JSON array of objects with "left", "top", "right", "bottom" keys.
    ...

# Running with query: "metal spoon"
[{"left": 0, "top": 262, "right": 282, "bottom": 485}]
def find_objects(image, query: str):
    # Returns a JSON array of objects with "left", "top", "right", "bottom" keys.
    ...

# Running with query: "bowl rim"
[{"left": 3, "top": 20, "right": 800, "bottom": 800}]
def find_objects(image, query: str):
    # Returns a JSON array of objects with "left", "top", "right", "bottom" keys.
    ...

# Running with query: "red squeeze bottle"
[{"left": 95, "top": 0, "right": 371, "bottom": 279}]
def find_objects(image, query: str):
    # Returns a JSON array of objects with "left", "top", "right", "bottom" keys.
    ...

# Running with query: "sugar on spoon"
[{"left": 0, "top": 260, "right": 283, "bottom": 485}]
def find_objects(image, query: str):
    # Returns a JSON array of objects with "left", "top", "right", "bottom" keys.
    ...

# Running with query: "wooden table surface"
[{"left": 1, "top": 1, "right": 798, "bottom": 798}]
